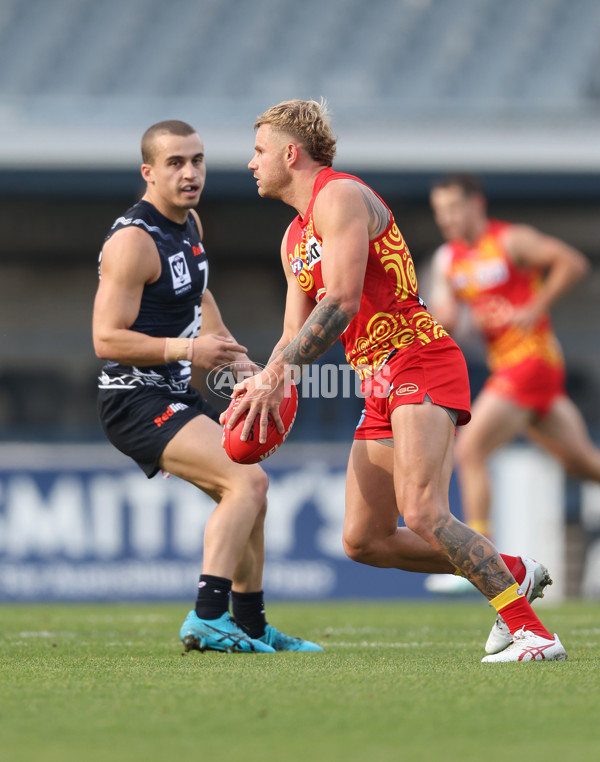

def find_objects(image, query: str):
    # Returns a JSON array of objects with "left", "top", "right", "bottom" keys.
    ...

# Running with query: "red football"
[{"left": 222, "top": 383, "right": 298, "bottom": 464}]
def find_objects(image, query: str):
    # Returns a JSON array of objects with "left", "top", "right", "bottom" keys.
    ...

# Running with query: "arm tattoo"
[
  {"left": 357, "top": 184, "right": 390, "bottom": 238},
  {"left": 267, "top": 340, "right": 287, "bottom": 366},
  {"left": 280, "top": 300, "right": 350, "bottom": 368},
  {"left": 433, "top": 519, "right": 514, "bottom": 600}
]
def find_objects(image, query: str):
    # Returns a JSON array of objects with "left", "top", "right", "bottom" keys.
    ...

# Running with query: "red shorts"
[
  {"left": 354, "top": 337, "right": 471, "bottom": 440},
  {"left": 484, "top": 356, "right": 566, "bottom": 417}
]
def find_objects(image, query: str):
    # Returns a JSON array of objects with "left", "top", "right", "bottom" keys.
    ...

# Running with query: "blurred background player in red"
[
  {"left": 93, "top": 119, "right": 321, "bottom": 654},
  {"left": 226, "top": 100, "right": 567, "bottom": 661},
  {"left": 426, "top": 173, "right": 600, "bottom": 598}
]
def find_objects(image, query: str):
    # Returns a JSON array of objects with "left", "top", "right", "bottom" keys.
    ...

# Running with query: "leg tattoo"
[{"left": 433, "top": 518, "right": 514, "bottom": 600}]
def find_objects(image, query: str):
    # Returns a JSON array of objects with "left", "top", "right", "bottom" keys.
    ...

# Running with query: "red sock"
[
  {"left": 492, "top": 583, "right": 553, "bottom": 639},
  {"left": 500, "top": 597, "right": 552, "bottom": 639},
  {"left": 500, "top": 554, "right": 526, "bottom": 584}
]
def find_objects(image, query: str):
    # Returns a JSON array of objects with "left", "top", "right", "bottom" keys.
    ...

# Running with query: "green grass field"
[{"left": 1, "top": 600, "right": 598, "bottom": 762}]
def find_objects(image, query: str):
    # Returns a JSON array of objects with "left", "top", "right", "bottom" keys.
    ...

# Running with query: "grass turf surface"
[{"left": 1, "top": 600, "right": 598, "bottom": 762}]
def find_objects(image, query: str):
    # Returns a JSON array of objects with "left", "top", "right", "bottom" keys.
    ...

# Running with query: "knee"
[
  {"left": 228, "top": 465, "right": 269, "bottom": 512},
  {"left": 342, "top": 530, "right": 379, "bottom": 566},
  {"left": 402, "top": 508, "right": 428, "bottom": 539},
  {"left": 245, "top": 466, "right": 269, "bottom": 506},
  {"left": 401, "top": 501, "right": 442, "bottom": 546}
]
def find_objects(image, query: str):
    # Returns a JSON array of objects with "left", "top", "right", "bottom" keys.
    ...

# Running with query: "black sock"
[
  {"left": 195, "top": 574, "right": 232, "bottom": 620},
  {"left": 231, "top": 590, "right": 267, "bottom": 639}
]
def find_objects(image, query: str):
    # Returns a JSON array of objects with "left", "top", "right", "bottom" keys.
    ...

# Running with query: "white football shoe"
[
  {"left": 481, "top": 629, "right": 567, "bottom": 663},
  {"left": 484, "top": 556, "right": 553, "bottom": 655}
]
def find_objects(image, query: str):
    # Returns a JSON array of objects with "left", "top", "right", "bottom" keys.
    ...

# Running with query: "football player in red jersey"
[
  {"left": 227, "top": 100, "right": 567, "bottom": 662},
  {"left": 428, "top": 175, "right": 598, "bottom": 533},
  {"left": 424, "top": 175, "right": 600, "bottom": 601}
]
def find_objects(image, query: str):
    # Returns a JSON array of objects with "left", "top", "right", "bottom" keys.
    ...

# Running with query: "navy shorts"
[{"left": 98, "top": 384, "right": 220, "bottom": 478}]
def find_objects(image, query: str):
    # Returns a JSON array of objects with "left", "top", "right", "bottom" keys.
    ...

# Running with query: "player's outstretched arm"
[{"left": 503, "top": 224, "right": 590, "bottom": 329}]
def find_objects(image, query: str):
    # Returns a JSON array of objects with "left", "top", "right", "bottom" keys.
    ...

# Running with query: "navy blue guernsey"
[{"left": 98, "top": 199, "right": 208, "bottom": 393}]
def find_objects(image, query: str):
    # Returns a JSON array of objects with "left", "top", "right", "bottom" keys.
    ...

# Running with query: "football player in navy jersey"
[{"left": 93, "top": 120, "right": 321, "bottom": 654}]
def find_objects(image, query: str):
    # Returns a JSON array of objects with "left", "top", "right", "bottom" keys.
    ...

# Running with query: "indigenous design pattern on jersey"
[
  {"left": 440, "top": 219, "right": 563, "bottom": 371},
  {"left": 98, "top": 199, "right": 208, "bottom": 392},
  {"left": 287, "top": 167, "right": 447, "bottom": 380}
]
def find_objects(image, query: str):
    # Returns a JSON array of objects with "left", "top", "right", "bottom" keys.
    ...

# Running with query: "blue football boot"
[
  {"left": 258, "top": 624, "right": 323, "bottom": 652},
  {"left": 180, "top": 611, "right": 275, "bottom": 653}
]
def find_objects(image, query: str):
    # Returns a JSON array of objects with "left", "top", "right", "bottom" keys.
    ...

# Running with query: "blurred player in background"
[
  {"left": 93, "top": 120, "right": 321, "bottom": 654},
  {"left": 227, "top": 99, "right": 567, "bottom": 662},
  {"left": 426, "top": 174, "right": 600, "bottom": 599}
]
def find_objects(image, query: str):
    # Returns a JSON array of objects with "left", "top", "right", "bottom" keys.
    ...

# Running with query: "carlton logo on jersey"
[{"left": 169, "top": 252, "right": 192, "bottom": 294}]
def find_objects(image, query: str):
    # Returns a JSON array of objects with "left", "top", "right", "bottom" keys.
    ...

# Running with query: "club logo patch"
[
  {"left": 395, "top": 383, "right": 419, "bottom": 395},
  {"left": 169, "top": 252, "right": 192, "bottom": 293}
]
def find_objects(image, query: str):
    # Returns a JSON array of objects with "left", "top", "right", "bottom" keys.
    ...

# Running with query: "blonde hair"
[{"left": 254, "top": 99, "right": 336, "bottom": 166}]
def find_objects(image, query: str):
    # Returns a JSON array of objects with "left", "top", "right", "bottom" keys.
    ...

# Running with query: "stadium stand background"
[{"left": 1, "top": 0, "right": 600, "bottom": 444}]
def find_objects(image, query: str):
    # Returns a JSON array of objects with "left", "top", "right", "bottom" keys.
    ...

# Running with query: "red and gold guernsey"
[
  {"left": 286, "top": 167, "right": 449, "bottom": 380},
  {"left": 440, "top": 219, "right": 564, "bottom": 372}
]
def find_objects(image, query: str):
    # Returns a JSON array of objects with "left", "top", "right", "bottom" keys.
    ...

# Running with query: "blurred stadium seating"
[
  {"left": 1, "top": 0, "right": 599, "bottom": 106},
  {"left": 1, "top": 0, "right": 600, "bottom": 169}
]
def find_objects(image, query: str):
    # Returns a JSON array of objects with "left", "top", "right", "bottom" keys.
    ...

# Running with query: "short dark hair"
[
  {"left": 431, "top": 173, "right": 484, "bottom": 197},
  {"left": 141, "top": 120, "right": 197, "bottom": 164}
]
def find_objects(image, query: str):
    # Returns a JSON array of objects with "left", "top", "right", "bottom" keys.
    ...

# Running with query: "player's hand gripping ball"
[{"left": 223, "top": 383, "right": 298, "bottom": 464}]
